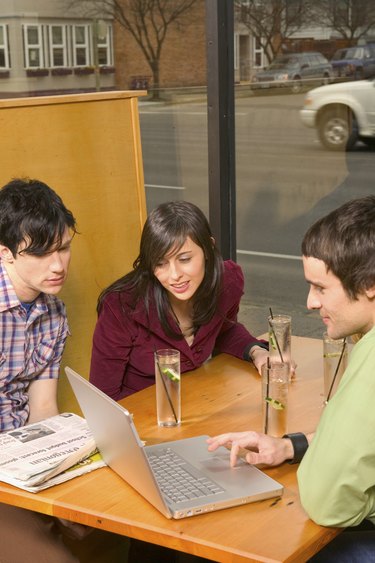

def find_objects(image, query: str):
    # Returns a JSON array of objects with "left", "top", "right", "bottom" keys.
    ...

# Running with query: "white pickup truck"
[{"left": 300, "top": 78, "right": 375, "bottom": 150}]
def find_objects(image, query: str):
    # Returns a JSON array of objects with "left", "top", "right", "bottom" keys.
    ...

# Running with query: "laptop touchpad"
[{"left": 201, "top": 453, "right": 248, "bottom": 473}]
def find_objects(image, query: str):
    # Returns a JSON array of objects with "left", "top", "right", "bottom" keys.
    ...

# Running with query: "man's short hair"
[
  {"left": 302, "top": 195, "right": 375, "bottom": 299},
  {"left": 0, "top": 178, "right": 77, "bottom": 256}
]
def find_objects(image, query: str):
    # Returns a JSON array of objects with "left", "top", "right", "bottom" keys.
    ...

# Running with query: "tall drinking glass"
[
  {"left": 261, "top": 362, "right": 289, "bottom": 437},
  {"left": 323, "top": 332, "right": 348, "bottom": 403},
  {"left": 155, "top": 349, "right": 181, "bottom": 427},
  {"left": 268, "top": 314, "right": 292, "bottom": 381}
]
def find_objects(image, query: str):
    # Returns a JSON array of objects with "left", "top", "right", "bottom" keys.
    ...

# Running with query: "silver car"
[
  {"left": 252, "top": 52, "right": 333, "bottom": 94},
  {"left": 300, "top": 78, "right": 375, "bottom": 150}
]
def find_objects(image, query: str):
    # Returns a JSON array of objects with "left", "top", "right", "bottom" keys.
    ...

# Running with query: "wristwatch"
[{"left": 282, "top": 432, "right": 309, "bottom": 464}]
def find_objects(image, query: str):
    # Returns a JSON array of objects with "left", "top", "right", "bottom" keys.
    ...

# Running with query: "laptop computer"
[{"left": 65, "top": 366, "right": 283, "bottom": 519}]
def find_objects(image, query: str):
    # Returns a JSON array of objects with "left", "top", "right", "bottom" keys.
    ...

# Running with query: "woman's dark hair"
[
  {"left": 98, "top": 201, "right": 224, "bottom": 338},
  {"left": 0, "top": 178, "right": 77, "bottom": 256},
  {"left": 302, "top": 195, "right": 375, "bottom": 299}
]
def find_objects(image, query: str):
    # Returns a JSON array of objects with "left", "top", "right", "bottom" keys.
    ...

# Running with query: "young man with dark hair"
[
  {"left": 0, "top": 178, "right": 76, "bottom": 431},
  {"left": 0, "top": 178, "right": 124, "bottom": 562},
  {"left": 208, "top": 195, "right": 375, "bottom": 561}
]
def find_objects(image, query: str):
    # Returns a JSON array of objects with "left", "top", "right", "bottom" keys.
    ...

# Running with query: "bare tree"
[
  {"left": 314, "top": 0, "right": 375, "bottom": 44},
  {"left": 72, "top": 0, "right": 198, "bottom": 97},
  {"left": 235, "top": 0, "right": 315, "bottom": 65}
]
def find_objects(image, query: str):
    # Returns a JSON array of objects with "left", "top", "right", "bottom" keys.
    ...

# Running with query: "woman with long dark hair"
[{"left": 89, "top": 201, "right": 268, "bottom": 400}]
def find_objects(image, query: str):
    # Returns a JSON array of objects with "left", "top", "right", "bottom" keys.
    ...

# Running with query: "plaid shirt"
[{"left": 0, "top": 261, "right": 69, "bottom": 431}]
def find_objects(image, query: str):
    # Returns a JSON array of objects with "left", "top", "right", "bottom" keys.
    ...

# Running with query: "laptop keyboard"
[{"left": 147, "top": 448, "right": 225, "bottom": 504}]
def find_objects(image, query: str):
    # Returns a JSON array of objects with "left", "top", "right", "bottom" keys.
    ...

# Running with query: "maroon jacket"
[{"left": 89, "top": 261, "right": 266, "bottom": 399}]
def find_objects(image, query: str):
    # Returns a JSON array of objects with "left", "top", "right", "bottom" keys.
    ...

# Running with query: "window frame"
[
  {"left": 96, "top": 23, "right": 113, "bottom": 66},
  {"left": 285, "top": 0, "right": 303, "bottom": 27},
  {"left": 253, "top": 35, "right": 264, "bottom": 68},
  {"left": 72, "top": 24, "right": 90, "bottom": 67},
  {"left": 234, "top": 33, "right": 239, "bottom": 70},
  {"left": 23, "top": 23, "right": 45, "bottom": 68},
  {"left": 331, "top": 0, "right": 350, "bottom": 26},
  {"left": 48, "top": 24, "right": 68, "bottom": 68},
  {"left": 0, "top": 23, "right": 10, "bottom": 69}
]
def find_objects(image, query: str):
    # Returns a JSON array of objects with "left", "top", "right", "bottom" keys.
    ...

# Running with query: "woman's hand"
[
  {"left": 249, "top": 346, "right": 269, "bottom": 374},
  {"left": 206, "top": 431, "right": 294, "bottom": 467},
  {"left": 250, "top": 346, "right": 297, "bottom": 377}
]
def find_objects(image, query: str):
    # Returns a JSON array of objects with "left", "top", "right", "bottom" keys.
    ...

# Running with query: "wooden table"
[{"left": 0, "top": 336, "right": 339, "bottom": 562}]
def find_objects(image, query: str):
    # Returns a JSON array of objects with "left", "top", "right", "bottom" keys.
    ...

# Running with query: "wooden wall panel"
[{"left": 0, "top": 91, "right": 147, "bottom": 412}]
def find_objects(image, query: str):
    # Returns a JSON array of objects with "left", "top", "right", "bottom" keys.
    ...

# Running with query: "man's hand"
[{"left": 207, "top": 431, "right": 294, "bottom": 467}]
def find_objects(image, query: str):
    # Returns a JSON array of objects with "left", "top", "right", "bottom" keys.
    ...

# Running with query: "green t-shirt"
[{"left": 298, "top": 326, "right": 375, "bottom": 527}]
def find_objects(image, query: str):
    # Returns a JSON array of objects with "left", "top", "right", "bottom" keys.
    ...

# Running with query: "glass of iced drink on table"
[
  {"left": 323, "top": 332, "right": 348, "bottom": 403},
  {"left": 268, "top": 314, "right": 292, "bottom": 381},
  {"left": 155, "top": 349, "right": 181, "bottom": 427},
  {"left": 261, "top": 362, "right": 289, "bottom": 437}
]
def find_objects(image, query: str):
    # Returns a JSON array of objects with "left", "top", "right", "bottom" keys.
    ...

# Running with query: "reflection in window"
[{"left": 23, "top": 24, "right": 44, "bottom": 68}]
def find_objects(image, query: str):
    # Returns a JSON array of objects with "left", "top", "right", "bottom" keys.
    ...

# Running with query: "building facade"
[
  {"left": 114, "top": 0, "right": 207, "bottom": 91},
  {"left": 0, "top": 0, "right": 114, "bottom": 97}
]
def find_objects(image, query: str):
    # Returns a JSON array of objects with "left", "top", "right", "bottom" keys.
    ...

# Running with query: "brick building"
[
  {"left": 113, "top": 0, "right": 375, "bottom": 92},
  {"left": 114, "top": 0, "right": 207, "bottom": 91}
]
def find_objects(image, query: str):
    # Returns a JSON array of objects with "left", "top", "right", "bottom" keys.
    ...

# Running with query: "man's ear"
[
  {"left": 365, "top": 285, "right": 375, "bottom": 299},
  {"left": 0, "top": 244, "right": 14, "bottom": 263}
]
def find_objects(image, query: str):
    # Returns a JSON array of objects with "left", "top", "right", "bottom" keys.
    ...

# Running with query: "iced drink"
[
  {"left": 323, "top": 333, "right": 348, "bottom": 402},
  {"left": 268, "top": 314, "right": 292, "bottom": 381},
  {"left": 261, "top": 362, "right": 289, "bottom": 437},
  {"left": 155, "top": 349, "right": 181, "bottom": 427}
]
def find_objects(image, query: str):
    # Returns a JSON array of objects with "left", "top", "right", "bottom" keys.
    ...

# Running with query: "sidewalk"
[
  {"left": 238, "top": 299, "right": 324, "bottom": 340},
  {"left": 137, "top": 83, "right": 254, "bottom": 106}
]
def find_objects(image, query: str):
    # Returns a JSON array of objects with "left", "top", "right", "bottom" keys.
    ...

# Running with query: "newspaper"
[{"left": 0, "top": 413, "right": 106, "bottom": 492}]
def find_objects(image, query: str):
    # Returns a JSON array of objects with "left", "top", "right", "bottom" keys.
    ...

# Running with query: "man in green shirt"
[{"left": 207, "top": 195, "right": 375, "bottom": 561}]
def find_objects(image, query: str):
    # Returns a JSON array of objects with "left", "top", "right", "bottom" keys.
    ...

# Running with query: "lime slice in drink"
[
  {"left": 162, "top": 367, "right": 180, "bottom": 382},
  {"left": 265, "top": 397, "right": 285, "bottom": 410},
  {"left": 269, "top": 332, "right": 277, "bottom": 351}
]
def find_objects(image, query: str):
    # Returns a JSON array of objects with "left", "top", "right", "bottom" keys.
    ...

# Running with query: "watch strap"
[{"left": 282, "top": 432, "right": 309, "bottom": 464}]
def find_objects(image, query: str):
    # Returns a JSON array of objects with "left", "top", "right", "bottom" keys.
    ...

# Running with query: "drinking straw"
[
  {"left": 326, "top": 338, "right": 347, "bottom": 403},
  {"left": 269, "top": 307, "right": 284, "bottom": 363},
  {"left": 155, "top": 356, "right": 178, "bottom": 424},
  {"left": 264, "top": 357, "right": 270, "bottom": 434}
]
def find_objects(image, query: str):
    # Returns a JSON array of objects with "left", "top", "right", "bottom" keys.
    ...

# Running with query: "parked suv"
[
  {"left": 331, "top": 44, "right": 375, "bottom": 80},
  {"left": 300, "top": 78, "right": 375, "bottom": 150},
  {"left": 252, "top": 52, "right": 333, "bottom": 94}
]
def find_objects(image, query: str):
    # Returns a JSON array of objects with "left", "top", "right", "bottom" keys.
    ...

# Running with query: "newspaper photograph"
[{"left": 0, "top": 413, "right": 106, "bottom": 490}]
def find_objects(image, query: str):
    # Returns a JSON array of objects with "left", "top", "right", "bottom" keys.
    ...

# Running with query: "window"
[
  {"left": 234, "top": 33, "right": 239, "bottom": 70},
  {"left": 0, "top": 24, "right": 10, "bottom": 69},
  {"left": 285, "top": 0, "right": 303, "bottom": 26},
  {"left": 331, "top": 0, "right": 350, "bottom": 26},
  {"left": 253, "top": 36, "right": 264, "bottom": 68},
  {"left": 73, "top": 25, "right": 90, "bottom": 66},
  {"left": 240, "top": 0, "right": 251, "bottom": 23},
  {"left": 49, "top": 25, "right": 67, "bottom": 67},
  {"left": 23, "top": 24, "right": 44, "bottom": 68},
  {"left": 97, "top": 23, "right": 113, "bottom": 66}
]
